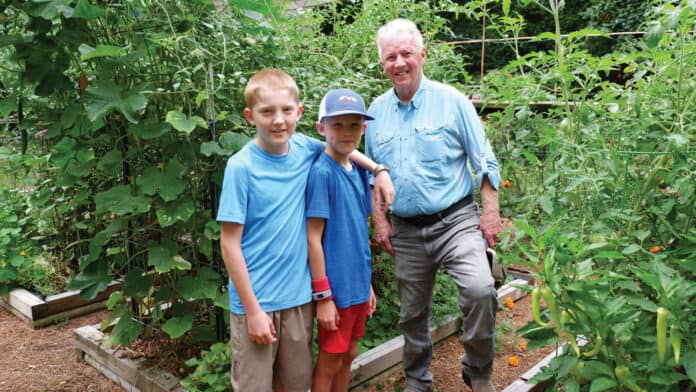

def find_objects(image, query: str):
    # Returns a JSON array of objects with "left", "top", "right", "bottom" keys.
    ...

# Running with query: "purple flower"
[{"left": 37, "top": 129, "right": 47, "bottom": 139}]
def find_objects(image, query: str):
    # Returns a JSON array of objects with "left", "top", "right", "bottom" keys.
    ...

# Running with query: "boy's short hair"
[{"left": 244, "top": 68, "right": 300, "bottom": 108}]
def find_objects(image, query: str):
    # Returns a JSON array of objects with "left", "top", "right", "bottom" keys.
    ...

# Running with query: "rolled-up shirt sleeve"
[{"left": 458, "top": 94, "right": 501, "bottom": 191}]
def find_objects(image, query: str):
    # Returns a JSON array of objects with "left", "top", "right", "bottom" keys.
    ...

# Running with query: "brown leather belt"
[{"left": 393, "top": 194, "right": 473, "bottom": 226}]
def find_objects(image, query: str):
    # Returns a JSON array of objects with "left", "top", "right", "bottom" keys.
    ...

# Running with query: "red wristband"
[{"left": 311, "top": 277, "right": 331, "bottom": 293}]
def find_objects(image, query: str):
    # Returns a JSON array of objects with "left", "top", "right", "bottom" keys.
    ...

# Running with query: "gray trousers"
[{"left": 391, "top": 201, "right": 497, "bottom": 392}]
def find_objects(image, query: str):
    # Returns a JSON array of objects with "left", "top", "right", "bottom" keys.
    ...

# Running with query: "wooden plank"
[
  {"left": 34, "top": 280, "right": 122, "bottom": 319},
  {"left": 0, "top": 280, "right": 122, "bottom": 328},
  {"left": 6, "top": 288, "right": 43, "bottom": 319},
  {"left": 502, "top": 379, "right": 535, "bottom": 392},
  {"left": 74, "top": 324, "right": 186, "bottom": 392}
]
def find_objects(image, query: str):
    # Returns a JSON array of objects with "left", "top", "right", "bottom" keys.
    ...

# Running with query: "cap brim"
[{"left": 320, "top": 110, "right": 375, "bottom": 121}]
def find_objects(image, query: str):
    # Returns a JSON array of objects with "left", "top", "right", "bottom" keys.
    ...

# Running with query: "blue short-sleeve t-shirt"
[
  {"left": 305, "top": 152, "right": 373, "bottom": 308},
  {"left": 217, "top": 133, "right": 324, "bottom": 314}
]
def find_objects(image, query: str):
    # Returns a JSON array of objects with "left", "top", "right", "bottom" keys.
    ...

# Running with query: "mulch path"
[
  {"left": 0, "top": 307, "right": 121, "bottom": 392},
  {"left": 362, "top": 293, "right": 556, "bottom": 391},
  {"left": 0, "top": 293, "right": 553, "bottom": 392}
]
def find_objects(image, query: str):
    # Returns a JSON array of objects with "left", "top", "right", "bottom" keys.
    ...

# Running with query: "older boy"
[
  {"left": 306, "top": 89, "right": 381, "bottom": 391},
  {"left": 217, "top": 69, "right": 392, "bottom": 392}
]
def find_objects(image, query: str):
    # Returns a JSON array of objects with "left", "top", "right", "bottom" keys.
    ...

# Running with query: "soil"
[{"left": 0, "top": 294, "right": 553, "bottom": 392}]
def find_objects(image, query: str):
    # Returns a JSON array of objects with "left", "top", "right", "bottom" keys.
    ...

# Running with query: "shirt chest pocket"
[
  {"left": 375, "top": 133, "right": 396, "bottom": 166},
  {"left": 415, "top": 126, "right": 445, "bottom": 166}
]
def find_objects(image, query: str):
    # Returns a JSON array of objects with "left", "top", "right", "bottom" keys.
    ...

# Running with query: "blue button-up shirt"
[{"left": 365, "top": 77, "right": 500, "bottom": 217}]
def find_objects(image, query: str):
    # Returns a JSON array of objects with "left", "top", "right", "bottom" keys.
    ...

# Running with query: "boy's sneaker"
[{"left": 462, "top": 365, "right": 496, "bottom": 392}]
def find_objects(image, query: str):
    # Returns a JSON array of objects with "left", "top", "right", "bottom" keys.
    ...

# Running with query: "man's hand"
[
  {"left": 317, "top": 300, "right": 339, "bottom": 331},
  {"left": 246, "top": 310, "right": 277, "bottom": 344},
  {"left": 373, "top": 171, "right": 394, "bottom": 210},
  {"left": 372, "top": 209, "right": 394, "bottom": 255},
  {"left": 479, "top": 177, "right": 503, "bottom": 247},
  {"left": 480, "top": 208, "right": 503, "bottom": 247}
]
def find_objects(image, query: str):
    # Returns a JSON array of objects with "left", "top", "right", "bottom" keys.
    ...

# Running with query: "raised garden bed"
[
  {"left": 0, "top": 280, "right": 122, "bottom": 328},
  {"left": 73, "top": 276, "right": 533, "bottom": 392}
]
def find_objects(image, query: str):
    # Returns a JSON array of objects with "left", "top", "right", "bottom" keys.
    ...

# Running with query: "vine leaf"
[
  {"left": 137, "top": 161, "right": 186, "bottom": 202},
  {"left": 84, "top": 81, "right": 147, "bottom": 124},
  {"left": 94, "top": 184, "right": 150, "bottom": 216},
  {"left": 156, "top": 199, "right": 195, "bottom": 228},
  {"left": 105, "top": 315, "right": 143, "bottom": 346},
  {"left": 166, "top": 110, "right": 207, "bottom": 135},
  {"left": 72, "top": 0, "right": 106, "bottom": 19},
  {"left": 79, "top": 44, "right": 127, "bottom": 61},
  {"left": 163, "top": 314, "right": 194, "bottom": 339},
  {"left": 147, "top": 240, "right": 191, "bottom": 273}
]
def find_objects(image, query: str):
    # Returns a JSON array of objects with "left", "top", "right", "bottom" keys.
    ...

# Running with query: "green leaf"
[
  {"left": 512, "top": 219, "right": 537, "bottom": 241},
  {"left": 156, "top": 199, "right": 195, "bottom": 227},
  {"left": 84, "top": 81, "right": 147, "bottom": 124},
  {"left": 72, "top": 0, "right": 106, "bottom": 19},
  {"left": 80, "top": 44, "right": 127, "bottom": 61},
  {"left": 0, "top": 93, "right": 17, "bottom": 117},
  {"left": 122, "top": 268, "right": 153, "bottom": 298},
  {"left": 175, "top": 267, "right": 220, "bottom": 300},
  {"left": 94, "top": 185, "right": 151, "bottom": 216},
  {"left": 589, "top": 377, "right": 617, "bottom": 392},
  {"left": 684, "top": 351, "right": 696, "bottom": 383},
  {"left": 219, "top": 131, "right": 250, "bottom": 152},
  {"left": 200, "top": 141, "right": 225, "bottom": 157},
  {"left": 594, "top": 251, "right": 626, "bottom": 260},
  {"left": 97, "top": 149, "right": 123, "bottom": 176},
  {"left": 0, "top": 267, "right": 19, "bottom": 281},
  {"left": 502, "top": 0, "right": 510, "bottom": 16},
  {"left": 645, "top": 23, "right": 664, "bottom": 48},
  {"left": 147, "top": 240, "right": 190, "bottom": 273},
  {"left": 24, "top": 0, "right": 74, "bottom": 19},
  {"left": 51, "top": 137, "right": 77, "bottom": 168},
  {"left": 621, "top": 244, "right": 641, "bottom": 255},
  {"left": 160, "top": 161, "right": 187, "bottom": 201},
  {"left": 130, "top": 120, "right": 171, "bottom": 140},
  {"left": 163, "top": 314, "right": 194, "bottom": 339},
  {"left": 166, "top": 111, "right": 207, "bottom": 135},
  {"left": 137, "top": 161, "right": 186, "bottom": 202},
  {"left": 105, "top": 315, "right": 143, "bottom": 346}
]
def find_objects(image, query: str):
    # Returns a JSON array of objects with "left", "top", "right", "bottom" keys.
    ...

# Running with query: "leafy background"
[{"left": 1, "top": 0, "right": 694, "bottom": 391}]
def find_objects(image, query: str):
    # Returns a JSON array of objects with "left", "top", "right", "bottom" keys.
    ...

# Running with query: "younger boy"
[
  {"left": 306, "top": 89, "right": 381, "bottom": 391},
  {"left": 217, "top": 70, "right": 392, "bottom": 392}
]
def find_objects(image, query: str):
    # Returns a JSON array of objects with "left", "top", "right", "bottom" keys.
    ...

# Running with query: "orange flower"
[
  {"left": 519, "top": 341, "right": 528, "bottom": 351},
  {"left": 650, "top": 246, "right": 660, "bottom": 254},
  {"left": 508, "top": 356, "right": 520, "bottom": 367},
  {"left": 505, "top": 297, "right": 515, "bottom": 310},
  {"left": 502, "top": 180, "right": 512, "bottom": 188}
]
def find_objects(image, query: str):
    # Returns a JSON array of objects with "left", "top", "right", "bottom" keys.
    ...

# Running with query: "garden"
[{"left": 0, "top": 0, "right": 694, "bottom": 391}]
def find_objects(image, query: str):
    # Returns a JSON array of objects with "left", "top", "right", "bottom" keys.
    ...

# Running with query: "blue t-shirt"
[
  {"left": 365, "top": 77, "right": 501, "bottom": 217},
  {"left": 305, "top": 152, "right": 373, "bottom": 309},
  {"left": 217, "top": 133, "right": 324, "bottom": 314}
]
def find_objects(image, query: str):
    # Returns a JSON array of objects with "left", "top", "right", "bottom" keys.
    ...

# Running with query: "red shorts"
[{"left": 317, "top": 302, "right": 370, "bottom": 354}]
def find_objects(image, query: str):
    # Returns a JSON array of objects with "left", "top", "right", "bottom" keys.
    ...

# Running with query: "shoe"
[
  {"left": 486, "top": 248, "right": 506, "bottom": 289},
  {"left": 462, "top": 366, "right": 496, "bottom": 392}
]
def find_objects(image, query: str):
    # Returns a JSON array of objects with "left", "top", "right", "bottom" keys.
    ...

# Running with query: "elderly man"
[{"left": 365, "top": 19, "right": 503, "bottom": 392}]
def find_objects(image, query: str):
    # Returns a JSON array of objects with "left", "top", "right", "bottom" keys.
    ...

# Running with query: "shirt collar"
[{"left": 391, "top": 75, "right": 429, "bottom": 110}]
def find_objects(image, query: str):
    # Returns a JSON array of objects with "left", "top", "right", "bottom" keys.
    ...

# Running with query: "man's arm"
[
  {"left": 479, "top": 177, "right": 503, "bottom": 247},
  {"left": 350, "top": 149, "right": 394, "bottom": 209},
  {"left": 370, "top": 187, "right": 394, "bottom": 255},
  {"left": 220, "top": 222, "right": 276, "bottom": 344},
  {"left": 307, "top": 217, "right": 339, "bottom": 331}
]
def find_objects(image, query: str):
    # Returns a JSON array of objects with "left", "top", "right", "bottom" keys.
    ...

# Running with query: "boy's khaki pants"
[{"left": 230, "top": 302, "right": 313, "bottom": 392}]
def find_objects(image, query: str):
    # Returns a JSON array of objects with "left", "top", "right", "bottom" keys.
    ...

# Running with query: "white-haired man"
[{"left": 365, "top": 19, "right": 503, "bottom": 392}]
